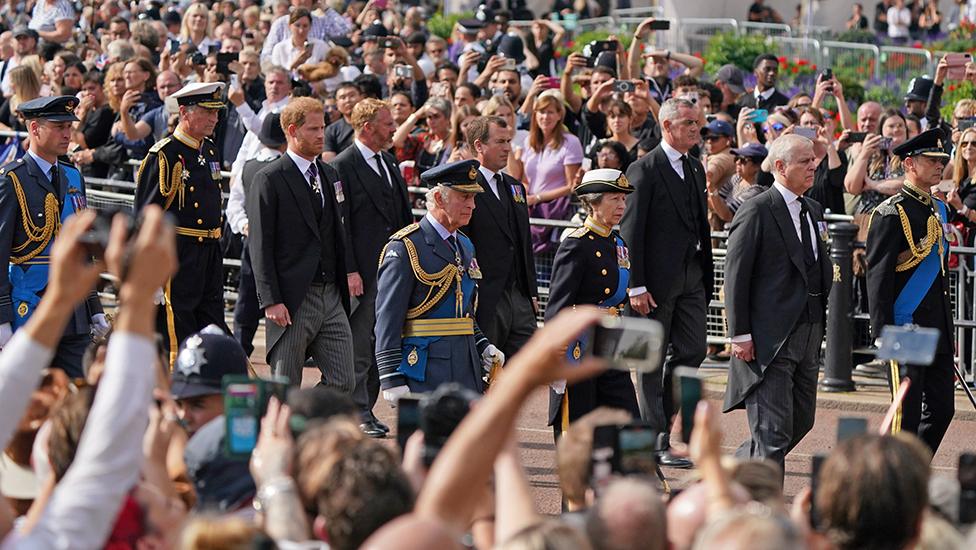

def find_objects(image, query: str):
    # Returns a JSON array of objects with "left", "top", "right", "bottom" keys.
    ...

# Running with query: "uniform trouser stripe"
[
  {"left": 890, "top": 360, "right": 902, "bottom": 434},
  {"left": 164, "top": 279, "right": 177, "bottom": 370},
  {"left": 560, "top": 391, "right": 570, "bottom": 434}
]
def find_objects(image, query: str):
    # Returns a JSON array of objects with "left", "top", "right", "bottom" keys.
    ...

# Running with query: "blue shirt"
[{"left": 27, "top": 150, "right": 54, "bottom": 181}]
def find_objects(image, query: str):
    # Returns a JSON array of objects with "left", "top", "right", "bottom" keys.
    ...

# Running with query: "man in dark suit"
[
  {"left": 620, "top": 97, "right": 713, "bottom": 468},
  {"left": 866, "top": 129, "right": 955, "bottom": 454},
  {"left": 246, "top": 97, "right": 354, "bottom": 392},
  {"left": 723, "top": 135, "right": 831, "bottom": 474},
  {"left": 462, "top": 116, "right": 537, "bottom": 357},
  {"left": 0, "top": 96, "right": 106, "bottom": 377},
  {"left": 332, "top": 98, "right": 412, "bottom": 438},
  {"left": 735, "top": 53, "right": 790, "bottom": 112}
]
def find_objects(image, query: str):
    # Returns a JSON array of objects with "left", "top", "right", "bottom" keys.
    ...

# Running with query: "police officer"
[
  {"left": 546, "top": 169, "right": 641, "bottom": 438},
  {"left": 866, "top": 128, "right": 955, "bottom": 454},
  {"left": 170, "top": 324, "right": 254, "bottom": 511},
  {"left": 0, "top": 95, "right": 107, "bottom": 377},
  {"left": 374, "top": 160, "right": 504, "bottom": 402},
  {"left": 135, "top": 82, "right": 230, "bottom": 365}
]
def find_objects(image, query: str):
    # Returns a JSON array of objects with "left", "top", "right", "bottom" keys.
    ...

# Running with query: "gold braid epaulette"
[
  {"left": 156, "top": 151, "right": 185, "bottom": 211},
  {"left": 400, "top": 237, "right": 462, "bottom": 319},
  {"left": 894, "top": 204, "right": 945, "bottom": 273},
  {"left": 7, "top": 172, "right": 59, "bottom": 264}
]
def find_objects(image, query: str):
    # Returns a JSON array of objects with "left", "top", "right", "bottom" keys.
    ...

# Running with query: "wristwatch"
[{"left": 253, "top": 476, "right": 297, "bottom": 514}]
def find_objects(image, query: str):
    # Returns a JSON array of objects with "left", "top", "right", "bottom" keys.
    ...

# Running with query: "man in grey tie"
[
  {"left": 723, "top": 134, "right": 831, "bottom": 476},
  {"left": 331, "top": 98, "right": 412, "bottom": 437}
]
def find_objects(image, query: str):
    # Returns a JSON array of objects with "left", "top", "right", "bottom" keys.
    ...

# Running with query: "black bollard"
[{"left": 821, "top": 222, "right": 858, "bottom": 392}]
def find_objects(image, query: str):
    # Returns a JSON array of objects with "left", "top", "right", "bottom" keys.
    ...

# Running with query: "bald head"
[
  {"left": 588, "top": 479, "right": 666, "bottom": 550},
  {"left": 667, "top": 481, "right": 752, "bottom": 550},
  {"left": 362, "top": 515, "right": 463, "bottom": 550},
  {"left": 857, "top": 101, "right": 883, "bottom": 133}
]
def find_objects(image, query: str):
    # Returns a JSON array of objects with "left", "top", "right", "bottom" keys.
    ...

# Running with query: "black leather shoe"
[
  {"left": 656, "top": 451, "right": 694, "bottom": 469},
  {"left": 359, "top": 421, "right": 386, "bottom": 439},
  {"left": 370, "top": 415, "right": 391, "bottom": 434}
]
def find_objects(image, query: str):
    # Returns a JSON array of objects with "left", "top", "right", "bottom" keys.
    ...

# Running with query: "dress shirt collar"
[
  {"left": 286, "top": 149, "right": 315, "bottom": 180},
  {"left": 772, "top": 180, "right": 801, "bottom": 206},
  {"left": 355, "top": 139, "right": 379, "bottom": 163},
  {"left": 425, "top": 212, "right": 456, "bottom": 240},
  {"left": 478, "top": 165, "right": 501, "bottom": 195},
  {"left": 660, "top": 139, "right": 686, "bottom": 164},
  {"left": 27, "top": 150, "right": 53, "bottom": 178},
  {"left": 755, "top": 86, "right": 776, "bottom": 101}
]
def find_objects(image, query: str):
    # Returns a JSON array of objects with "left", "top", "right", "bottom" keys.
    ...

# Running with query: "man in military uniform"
[
  {"left": 135, "top": 82, "right": 230, "bottom": 365},
  {"left": 374, "top": 160, "right": 504, "bottom": 401},
  {"left": 0, "top": 95, "right": 107, "bottom": 377},
  {"left": 866, "top": 128, "right": 955, "bottom": 454}
]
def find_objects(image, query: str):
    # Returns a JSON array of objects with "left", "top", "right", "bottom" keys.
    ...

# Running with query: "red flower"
[
  {"left": 798, "top": 59, "right": 808, "bottom": 66},
  {"left": 778, "top": 56, "right": 787, "bottom": 63},
  {"left": 811, "top": 64, "right": 817, "bottom": 71},
  {"left": 949, "top": 84, "right": 958, "bottom": 91},
  {"left": 792, "top": 66, "right": 799, "bottom": 73}
]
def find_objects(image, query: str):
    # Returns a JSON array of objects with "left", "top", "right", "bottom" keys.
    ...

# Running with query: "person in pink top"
[{"left": 512, "top": 93, "right": 583, "bottom": 257}]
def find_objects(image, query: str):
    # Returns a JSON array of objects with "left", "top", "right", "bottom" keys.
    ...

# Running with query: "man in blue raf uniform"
[
  {"left": 374, "top": 160, "right": 505, "bottom": 402},
  {"left": 867, "top": 128, "right": 956, "bottom": 454},
  {"left": 0, "top": 95, "right": 106, "bottom": 377},
  {"left": 135, "top": 82, "right": 230, "bottom": 366}
]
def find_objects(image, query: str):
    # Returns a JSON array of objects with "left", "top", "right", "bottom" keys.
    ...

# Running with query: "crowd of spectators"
[{"left": 0, "top": 0, "right": 975, "bottom": 548}]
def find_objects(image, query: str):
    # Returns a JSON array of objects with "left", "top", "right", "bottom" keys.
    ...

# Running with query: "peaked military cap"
[
  {"left": 16, "top": 95, "right": 79, "bottom": 122},
  {"left": 575, "top": 168, "right": 633, "bottom": 195},
  {"left": 892, "top": 128, "right": 950, "bottom": 159},
  {"left": 171, "top": 81, "right": 226, "bottom": 109},
  {"left": 420, "top": 159, "right": 484, "bottom": 193}
]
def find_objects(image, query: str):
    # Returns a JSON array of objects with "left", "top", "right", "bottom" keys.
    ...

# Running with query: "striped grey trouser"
[{"left": 268, "top": 282, "right": 355, "bottom": 392}]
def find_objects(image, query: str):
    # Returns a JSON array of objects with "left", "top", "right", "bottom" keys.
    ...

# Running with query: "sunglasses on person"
[
  {"left": 764, "top": 122, "right": 786, "bottom": 133},
  {"left": 961, "top": 140, "right": 976, "bottom": 148},
  {"left": 734, "top": 157, "right": 755, "bottom": 164}
]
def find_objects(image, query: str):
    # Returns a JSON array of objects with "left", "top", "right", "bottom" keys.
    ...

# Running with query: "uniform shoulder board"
[
  {"left": 148, "top": 137, "right": 172, "bottom": 154},
  {"left": 872, "top": 195, "right": 903, "bottom": 217},
  {"left": 0, "top": 157, "right": 25, "bottom": 176},
  {"left": 567, "top": 226, "right": 589, "bottom": 239},
  {"left": 389, "top": 223, "right": 420, "bottom": 241}
]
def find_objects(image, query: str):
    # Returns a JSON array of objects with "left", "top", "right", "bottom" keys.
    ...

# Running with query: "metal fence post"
[{"left": 821, "top": 222, "right": 858, "bottom": 392}]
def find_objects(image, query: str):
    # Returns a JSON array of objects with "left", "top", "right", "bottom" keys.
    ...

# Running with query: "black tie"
[
  {"left": 799, "top": 200, "right": 816, "bottom": 266},
  {"left": 374, "top": 153, "right": 391, "bottom": 188},
  {"left": 493, "top": 173, "right": 503, "bottom": 199}
]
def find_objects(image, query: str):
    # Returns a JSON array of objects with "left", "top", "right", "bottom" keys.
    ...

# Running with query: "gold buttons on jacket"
[
  {"left": 197, "top": 219, "right": 203, "bottom": 225},
  {"left": 595, "top": 251, "right": 602, "bottom": 258},
  {"left": 194, "top": 202, "right": 199, "bottom": 208},
  {"left": 189, "top": 186, "right": 195, "bottom": 192},
  {"left": 601, "top": 269, "right": 608, "bottom": 275},
  {"left": 604, "top": 288, "right": 611, "bottom": 295},
  {"left": 588, "top": 235, "right": 594, "bottom": 240}
]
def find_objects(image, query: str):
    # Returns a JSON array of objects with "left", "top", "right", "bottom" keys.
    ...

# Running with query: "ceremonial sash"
[{"left": 893, "top": 201, "right": 948, "bottom": 325}]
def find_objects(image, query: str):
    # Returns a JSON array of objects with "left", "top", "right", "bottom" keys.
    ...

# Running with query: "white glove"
[
  {"left": 153, "top": 287, "right": 165, "bottom": 305},
  {"left": 90, "top": 313, "right": 110, "bottom": 339},
  {"left": 550, "top": 379, "right": 567, "bottom": 395},
  {"left": 0, "top": 322, "right": 11, "bottom": 348},
  {"left": 383, "top": 385, "right": 410, "bottom": 406},
  {"left": 481, "top": 344, "right": 505, "bottom": 372}
]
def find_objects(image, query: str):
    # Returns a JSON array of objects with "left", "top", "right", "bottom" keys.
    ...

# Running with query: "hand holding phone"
[
  {"left": 588, "top": 316, "right": 665, "bottom": 373},
  {"left": 747, "top": 109, "right": 769, "bottom": 124},
  {"left": 946, "top": 53, "right": 973, "bottom": 81},
  {"left": 674, "top": 367, "right": 702, "bottom": 444}
]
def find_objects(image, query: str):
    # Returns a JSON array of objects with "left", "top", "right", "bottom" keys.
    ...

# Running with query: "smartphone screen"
[
  {"left": 397, "top": 396, "right": 422, "bottom": 452},
  {"left": 589, "top": 316, "right": 665, "bottom": 373},
  {"left": 794, "top": 126, "right": 818, "bottom": 140},
  {"left": 224, "top": 381, "right": 261, "bottom": 457},
  {"left": 616, "top": 423, "right": 657, "bottom": 475},
  {"left": 748, "top": 109, "right": 769, "bottom": 123},
  {"left": 810, "top": 454, "right": 827, "bottom": 529},
  {"left": 674, "top": 367, "right": 702, "bottom": 444},
  {"left": 836, "top": 417, "right": 867, "bottom": 442},
  {"left": 590, "top": 424, "right": 619, "bottom": 489},
  {"left": 958, "top": 118, "right": 976, "bottom": 132},
  {"left": 648, "top": 20, "right": 670, "bottom": 30}
]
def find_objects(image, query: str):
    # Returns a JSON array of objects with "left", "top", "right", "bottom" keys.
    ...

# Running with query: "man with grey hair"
[
  {"left": 620, "top": 96, "right": 713, "bottom": 468},
  {"left": 585, "top": 478, "right": 667, "bottom": 550},
  {"left": 723, "top": 134, "right": 831, "bottom": 475},
  {"left": 374, "top": 159, "right": 501, "bottom": 400}
]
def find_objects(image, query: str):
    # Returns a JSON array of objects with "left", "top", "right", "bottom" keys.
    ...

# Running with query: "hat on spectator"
[
  {"left": 714, "top": 64, "right": 746, "bottom": 95},
  {"left": 457, "top": 19, "right": 484, "bottom": 35},
  {"left": 904, "top": 76, "right": 933, "bottom": 102},
  {"left": 258, "top": 113, "right": 286, "bottom": 148},
  {"left": 476, "top": 4, "right": 496, "bottom": 23},
  {"left": 171, "top": 82, "right": 226, "bottom": 110},
  {"left": 701, "top": 119, "right": 734, "bottom": 138},
  {"left": 331, "top": 36, "right": 353, "bottom": 48},
  {"left": 595, "top": 51, "right": 617, "bottom": 72},
  {"left": 170, "top": 325, "right": 249, "bottom": 400},
  {"left": 731, "top": 142, "right": 768, "bottom": 160},
  {"left": 420, "top": 159, "right": 484, "bottom": 193},
  {"left": 575, "top": 168, "right": 633, "bottom": 195},
  {"left": 11, "top": 26, "right": 38, "bottom": 41},
  {"left": 496, "top": 33, "right": 525, "bottom": 64},
  {"left": 16, "top": 95, "right": 79, "bottom": 122},
  {"left": 892, "top": 127, "right": 950, "bottom": 159},
  {"left": 363, "top": 20, "right": 390, "bottom": 40}
]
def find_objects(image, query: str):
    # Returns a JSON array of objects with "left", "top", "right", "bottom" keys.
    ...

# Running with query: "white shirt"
[
  {"left": 887, "top": 6, "right": 911, "bottom": 37},
  {"left": 773, "top": 181, "right": 819, "bottom": 261},
  {"left": 354, "top": 139, "right": 388, "bottom": 183},
  {"left": 2, "top": 332, "right": 156, "bottom": 549},
  {"left": 754, "top": 86, "right": 776, "bottom": 103},
  {"left": 321, "top": 65, "right": 362, "bottom": 93},
  {"left": 226, "top": 147, "right": 282, "bottom": 234},
  {"left": 425, "top": 212, "right": 456, "bottom": 241},
  {"left": 478, "top": 165, "right": 501, "bottom": 199},
  {"left": 271, "top": 37, "right": 329, "bottom": 76},
  {"left": 229, "top": 95, "right": 291, "bottom": 192}
]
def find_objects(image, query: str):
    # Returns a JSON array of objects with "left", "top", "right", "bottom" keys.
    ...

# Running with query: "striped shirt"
[{"left": 28, "top": 0, "right": 75, "bottom": 33}]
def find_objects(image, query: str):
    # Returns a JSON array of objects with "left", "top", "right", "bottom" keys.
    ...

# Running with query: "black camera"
[
  {"left": 583, "top": 40, "right": 617, "bottom": 68},
  {"left": 419, "top": 383, "right": 479, "bottom": 466},
  {"left": 190, "top": 51, "right": 206, "bottom": 66},
  {"left": 613, "top": 80, "right": 635, "bottom": 93},
  {"left": 821, "top": 68, "right": 834, "bottom": 94}
]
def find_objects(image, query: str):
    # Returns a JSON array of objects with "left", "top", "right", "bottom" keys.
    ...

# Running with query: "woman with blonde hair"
[
  {"left": 0, "top": 65, "right": 41, "bottom": 132},
  {"left": 511, "top": 92, "right": 583, "bottom": 255},
  {"left": 482, "top": 94, "right": 528, "bottom": 150},
  {"left": 180, "top": 2, "right": 219, "bottom": 56},
  {"left": 447, "top": 104, "right": 480, "bottom": 161},
  {"left": 946, "top": 128, "right": 976, "bottom": 231}
]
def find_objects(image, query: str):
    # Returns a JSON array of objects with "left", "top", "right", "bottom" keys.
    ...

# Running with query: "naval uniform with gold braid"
[
  {"left": 374, "top": 215, "right": 491, "bottom": 394},
  {"left": 545, "top": 218, "right": 641, "bottom": 437},
  {"left": 0, "top": 155, "right": 103, "bottom": 377},
  {"left": 866, "top": 182, "right": 955, "bottom": 453},
  {"left": 135, "top": 128, "right": 230, "bottom": 365}
]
